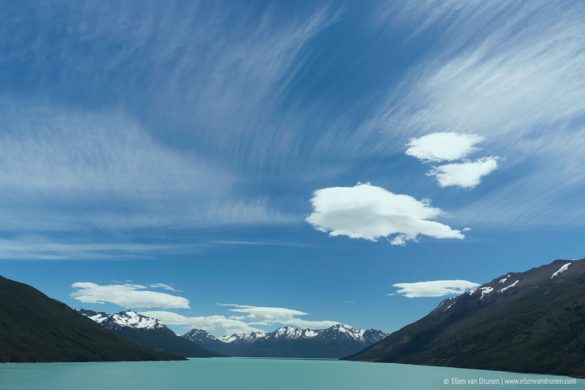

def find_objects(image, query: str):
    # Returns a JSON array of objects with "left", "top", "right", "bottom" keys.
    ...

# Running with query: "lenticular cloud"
[
  {"left": 429, "top": 157, "right": 499, "bottom": 189},
  {"left": 71, "top": 282, "right": 190, "bottom": 309},
  {"left": 306, "top": 183, "right": 464, "bottom": 245},
  {"left": 392, "top": 280, "right": 480, "bottom": 298},
  {"left": 406, "top": 132, "right": 499, "bottom": 188},
  {"left": 406, "top": 132, "right": 484, "bottom": 162}
]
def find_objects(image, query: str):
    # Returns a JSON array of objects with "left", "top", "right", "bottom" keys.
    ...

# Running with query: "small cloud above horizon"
[
  {"left": 71, "top": 282, "right": 190, "bottom": 309},
  {"left": 220, "top": 304, "right": 339, "bottom": 330},
  {"left": 391, "top": 280, "right": 480, "bottom": 298}
]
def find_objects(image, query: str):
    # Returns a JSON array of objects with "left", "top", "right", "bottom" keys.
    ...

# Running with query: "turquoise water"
[{"left": 0, "top": 358, "right": 580, "bottom": 390}]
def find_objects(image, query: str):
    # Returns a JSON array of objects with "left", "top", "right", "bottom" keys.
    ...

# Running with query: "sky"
[{"left": 1, "top": 0, "right": 585, "bottom": 336}]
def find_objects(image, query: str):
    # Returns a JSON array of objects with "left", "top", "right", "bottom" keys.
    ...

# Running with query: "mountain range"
[
  {"left": 348, "top": 258, "right": 585, "bottom": 378},
  {"left": 4, "top": 256, "right": 585, "bottom": 376},
  {"left": 0, "top": 276, "right": 180, "bottom": 362},
  {"left": 183, "top": 324, "right": 387, "bottom": 358},
  {"left": 79, "top": 309, "right": 217, "bottom": 358}
]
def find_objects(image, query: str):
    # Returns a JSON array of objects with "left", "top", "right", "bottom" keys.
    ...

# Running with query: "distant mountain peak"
[
  {"left": 182, "top": 323, "right": 387, "bottom": 358},
  {"left": 78, "top": 309, "right": 216, "bottom": 358}
]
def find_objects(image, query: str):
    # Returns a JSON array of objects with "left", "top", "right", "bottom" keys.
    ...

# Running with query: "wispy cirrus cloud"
[
  {"left": 0, "top": 2, "right": 341, "bottom": 259},
  {"left": 0, "top": 235, "right": 312, "bottom": 261},
  {"left": 1, "top": 2, "right": 340, "bottom": 173},
  {"left": 365, "top": 1, "right": 585, "bottom": 225},
  {"left": 0, "top": 236, "right": 205, "bottom": 261},
  {"left": 0, "top": 103, "right": 296, "bottom": 232}
]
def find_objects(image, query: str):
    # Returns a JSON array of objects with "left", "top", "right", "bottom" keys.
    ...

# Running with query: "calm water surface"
[{"left": 0, "top": 358, "right": 580, "bottom": 390}]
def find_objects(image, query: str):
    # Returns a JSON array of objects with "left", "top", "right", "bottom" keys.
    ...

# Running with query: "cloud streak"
[
  {"left": 149, "top": 283, "right": 180, "bottom": 292},
  {"left": 0, "top": 102, "right": 296, "bottom": 241}
]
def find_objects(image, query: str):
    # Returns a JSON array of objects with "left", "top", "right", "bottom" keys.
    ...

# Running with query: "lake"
[{"left": 0, "top": 358, "right": 580, "bottom": 390}]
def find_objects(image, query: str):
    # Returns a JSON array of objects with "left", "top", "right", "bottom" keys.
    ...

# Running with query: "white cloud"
[
  {"left": 406, "top": 132, "right": 484, "bottom": 162},
  {"left": 71, "top": 282, "right": 190, "bottom": 309},
  {"left": 220, "top": 304, "right": 338, "bottom": 330},
  {"left": 142, "top": 311, "right": 261, "bottom": 336},
  {"left": 392, "top": 280, "right": 480, "bottom": 298},
  {"left": 306, "top": 183, "right": 464, "bottom": 245},
  {"left": 429, "top": 157, "right": 498, "bottom": 189},
  {"left": 143, "top": 303, "right": 339, "bottom": 335},
  {"left": 149, "top": 283, "right": 179, "bottom": 292}
]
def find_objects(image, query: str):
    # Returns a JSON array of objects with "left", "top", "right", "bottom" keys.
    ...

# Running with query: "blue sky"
[{"left": 1, "top": 0, "right": 585, "bottom": 335}]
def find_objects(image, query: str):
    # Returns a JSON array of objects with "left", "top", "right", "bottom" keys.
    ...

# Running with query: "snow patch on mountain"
[
  {"left": 479, "top": 287, "right": 493, "bottom": 300},
  {"left": 551, "top": 263, "right": 571, "bottom": 279},
  {"left": 498, "top": 280, "right": 519, "bottom": 293},
  {"left": 110, "top": 311, "right": 164, "bottom": 329},
  {"left": 434, "top": 296, "right": 457, "bottom": 312},
  {"left": 218, "top": 334, "right": 240, "bottom": 343},
  {"left": 88, "top": 312, "right": 108, "bottom": 324},
  {"left": 276, "top": 327, "right": 304, "bottom": 339}
]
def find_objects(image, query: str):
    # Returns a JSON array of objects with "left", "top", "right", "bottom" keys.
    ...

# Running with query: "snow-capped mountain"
[
  {"left": 78, "top": 309, "right": 165, "bottom": 331},
  {"left": 318, "top": 324, "right": 386, "bottom": 345},
  {"left": 183, "top": 324, "right": 387, "bottom": 358},
  {"left": 349, "top": 258, "right": 585, "bottom": 378},
  {"left": 79, "top": 309, "right": 217, "bottom": 358}
]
